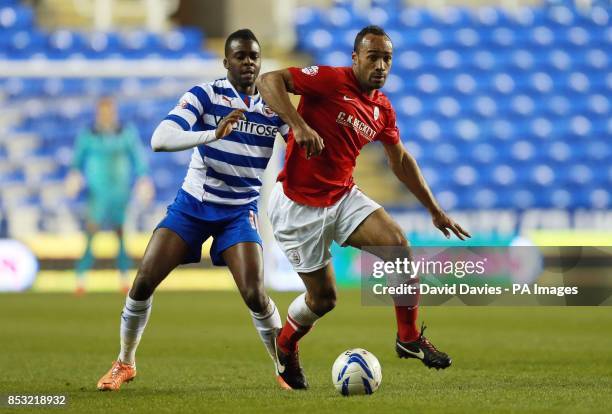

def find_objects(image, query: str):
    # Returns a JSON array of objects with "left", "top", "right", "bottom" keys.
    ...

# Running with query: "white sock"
[
  {"left": 250, "top": 298, "right": 282, "bottom": 361},
  {"left": 119, "top": 271, "right": 130, "bottom": 282},
  {"left": 276, "top": 293, "right": 321, "bottom": 353},
  {"left": 118, "top": 295, "right": 152, "bottom": 366},
  {"left": 287, "top": 292, "right": 320, "bottom": 328},
  {"left": 76, "top": 275, "right": 86, "bottom": 290}
]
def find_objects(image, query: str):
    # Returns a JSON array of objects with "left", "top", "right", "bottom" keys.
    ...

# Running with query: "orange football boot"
[{"left": 97, "top": 360, "right": 136, "bottom": 391}]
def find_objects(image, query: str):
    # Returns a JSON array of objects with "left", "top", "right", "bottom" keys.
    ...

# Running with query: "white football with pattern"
[{"left": 331, "top": 348, "right": 382, "bottom": 396}]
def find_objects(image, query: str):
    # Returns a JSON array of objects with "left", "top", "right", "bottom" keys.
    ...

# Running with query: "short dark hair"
[
  {"left": 97, "top": 95, "right": 115, "bottom": 106},
  {"left": 225, "top": 29, "right": 259, "bottom": 56},
  {"left": 353, "top": 25, "right": 391, "bottom": 52}
]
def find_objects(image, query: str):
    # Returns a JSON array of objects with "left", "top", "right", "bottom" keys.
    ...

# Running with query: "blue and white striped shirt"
[{"left": 164, "top": 78, "right": 289, "bottom": 206}]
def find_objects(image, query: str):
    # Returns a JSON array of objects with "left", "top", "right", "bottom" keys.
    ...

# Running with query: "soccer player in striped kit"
[
  {"left": 97, "top": 29, "right": 288, "bottom": 391},
  {"left": 257, "top": 26, "right": 471, "bottom": 389}
]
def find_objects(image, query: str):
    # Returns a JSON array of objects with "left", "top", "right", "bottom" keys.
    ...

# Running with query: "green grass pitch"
[{"left": 1, "top": 291, "right": 611, "bottom": 413}]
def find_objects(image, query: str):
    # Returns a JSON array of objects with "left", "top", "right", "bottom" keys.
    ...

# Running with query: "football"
[{"left": 331, "top": 348, "right": 382, "bottom": 396}]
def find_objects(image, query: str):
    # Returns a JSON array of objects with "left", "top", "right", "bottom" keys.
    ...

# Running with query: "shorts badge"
[{"left": 287, "top": 249, "right": 301, "bottom": 265}]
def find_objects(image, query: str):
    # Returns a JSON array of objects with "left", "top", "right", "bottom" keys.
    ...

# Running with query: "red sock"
[
  {"left": 277, "top": 315, "right": 312, "bottom": 353},
  {"left": 395, "top": 305, "right": 419, "bottom": 342}
]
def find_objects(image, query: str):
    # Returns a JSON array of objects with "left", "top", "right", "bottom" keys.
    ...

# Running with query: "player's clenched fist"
[
  {"left": 293, "top": 123, "right": 325, "bottom": 159},
  {"left": 216, "top": 109, "right": 246, "bottom": 139}
]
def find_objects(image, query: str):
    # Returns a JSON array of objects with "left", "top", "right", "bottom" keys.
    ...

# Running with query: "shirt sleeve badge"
[{"left": 301, "top": 65, "right": 319, "bottom": 76}]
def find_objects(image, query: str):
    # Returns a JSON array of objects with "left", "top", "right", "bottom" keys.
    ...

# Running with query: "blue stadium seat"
[
  {"left": 43, "top": 78, "right": 66, "bottom": 97},
  {"left": 473, "top": 188, "right": 499, "bottom": 209},
  {"left": 398, "top": 8, "right": 437, "bottom": 29},
  {"left": 548, "top": 188, "right": 574, "bottom": 209},
  {"left": 174, "top": 27, "right": 204, "bottom": 50},
  {"left": 543, "top": 141, "right": 573, "bottom": 162},
  {"left": 46, "top": 30, "right": 84, "bottom": 59},
  {"left": 156, "top": 32, "right": 188, "bottom": 58},
  {"left": 451, "top": 72, "right": 478, "bottom": 95},
  {"left": 438, "top": 7, "right": 473, "bottom": 27},
  {"left": 472, "top": 142, "right": 498, "bottom": 164},
  {"left": 588, "top": 188, "right": 610, "bottom": 209},
  {"left": 472, "top": 95, "right": 498, "bottom": 118},
  {"left": 578, "top": 48, "right": 609, "bottom": 71},
  {"left": 491, "top": 164, "right": 516, "bottom": 187},
  {"left": 118, "top": 30, "right": 159, "bottom": 58},
  {"left": 453, "top": 118, "right": 481, "bottom": 141},
  {"left": 529, "top": 163, "right": 558, "bottom": 187},
  {"left": 434, "top": 96, "right": 461, "bottom": 118},
  {"left": 302, "top": 28, "right": 337, "bottom": 54},
  {"left": 0, "top": 5, "right": 34, "bottom": 31},
  {"left": 7, "top": 29, "right": 46, "bottom": 57},
  {"left": 585, "top": 139, "right": 611, "bottom": 162},
  {"left": 452, "top": 165, "right": 478, "bottom": 186},
  {"left": 321, "top": 50, "right": 351, "bottom": 66},
  {"left": 397, "top": 50, "right": 424, "bottom": 72},
  {"left": 416, "top": 118, "right": 442, "bottom": 141},
  {"left": 433, "top": 142, "right": 458, "bottom": 164},
  {"left": 363, "top": 6, "right": 394, "bottom": 27},
  {"left": 82, "top": 31, "right": 121, "bottom": 58},
  {"left": 452, "top": 27, "right": 480, "bottom": 49},
  {"left": 511, "top": 188, "right": 536, "bottom": 209},
  {"left": 433, "top": 188, "right": 459, "bottom": 210}
]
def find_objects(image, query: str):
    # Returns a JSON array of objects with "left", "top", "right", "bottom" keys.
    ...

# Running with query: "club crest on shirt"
[
  {"left": 263, "top": 105, "right": 276, "bottom": 117},
  {"left": 249, "top": 210, "right": 259, "bottom": 232},
  {"left": 373, "top": 106, "right": 380, "bottom": 121},
  {"left": 301, "top": 66, "right": 319, "bottom": 76}
]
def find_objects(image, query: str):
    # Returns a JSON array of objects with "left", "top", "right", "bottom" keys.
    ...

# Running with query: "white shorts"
[{"left": 268, "top": 182, "right": 381, "bottom": 273}]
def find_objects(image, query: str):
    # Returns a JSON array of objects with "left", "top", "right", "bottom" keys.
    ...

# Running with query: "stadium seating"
[
  {"left": 295, "top": 0, "right": 611, "bottom": 210},
  {"left": 0, "top": 0, "right": 611, "bottom": 237},
  {"left": 0, "top": 0, "right": 211, "bottom": 60},
  {"left": 0, "top": 1, "right": 217, "bottom": 235}
]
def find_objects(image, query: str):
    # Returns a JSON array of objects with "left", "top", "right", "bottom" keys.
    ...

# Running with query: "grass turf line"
[{"left": 0, "top": 291, "right": 611, "bottom": 413}]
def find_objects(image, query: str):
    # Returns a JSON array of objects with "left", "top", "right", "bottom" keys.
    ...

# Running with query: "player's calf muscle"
[
  {"left": 312, "top": 294, "right": 336, "bottom": 316},
  {"left": 304, "top": 287, "right": 337, "bottom": 316}
]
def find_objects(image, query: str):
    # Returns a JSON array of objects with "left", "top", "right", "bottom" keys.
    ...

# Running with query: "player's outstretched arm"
[
  {"left": 256, "top": 70, "right": 324, "bottom": 158},
  {"left": 151, "top": 109, "right": 245, "bottom": 152},
  {"left": 383, "top": 141, "right": 471, "bottom": 240}
]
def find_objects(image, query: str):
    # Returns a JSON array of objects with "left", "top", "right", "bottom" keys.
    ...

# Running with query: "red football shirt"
[{"left": 277, "top": 65, "right": 400, "bottom": 207}]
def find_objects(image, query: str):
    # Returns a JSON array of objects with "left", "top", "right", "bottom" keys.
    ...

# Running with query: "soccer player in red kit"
[{"left": 256, "top": 25, "right": 471, "bottom": 389}]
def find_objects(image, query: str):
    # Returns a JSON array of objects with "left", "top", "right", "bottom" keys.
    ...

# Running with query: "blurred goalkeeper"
[{"left": 65, "top": 96, "right": 154, "bottom": 295}]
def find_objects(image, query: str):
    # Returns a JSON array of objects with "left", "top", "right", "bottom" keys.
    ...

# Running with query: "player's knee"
[
  {"left": 129, "top": 283, "right": 151, "bottom": 301},
  {"left": 130, "top": 266, "right": 157, "bottom": 300},
  {"left": 389, "top": 228, "right": 408, "bottom": 248},
  {"left": 241, "top": 287, "right": 267, "bottom": 313},
  {"left": 129, "top": 277, "right": 154, "bottom": 300},
  {"left": 379, "top": 229, "right": 411, "bottom": 260}
]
